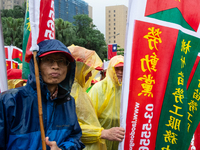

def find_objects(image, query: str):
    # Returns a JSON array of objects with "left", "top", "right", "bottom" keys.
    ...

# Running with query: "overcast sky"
[{"left": 83, "top": 0, "right": 129, "bottom": 36}]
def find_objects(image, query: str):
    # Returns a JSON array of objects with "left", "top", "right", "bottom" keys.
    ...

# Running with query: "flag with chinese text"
[
  {"left": 119, "top": 0, "right": 200, "bottom": 150},
  {"left": 108, "top": 43, "right": 117, "bottom": 59},
  {"left": 22, "top": 0, "right": 55, "bottom": 79}
]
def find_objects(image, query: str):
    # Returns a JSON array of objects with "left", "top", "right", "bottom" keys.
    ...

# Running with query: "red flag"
[
  {"left": 12, "top": 46, "right": 23, "bottom": 62},
  {"left": 5, "top": 46, "right": 8, "bottom": 59},
  {"left": 25, "top": 0, "right": 55, "bottom": 62},
  {"left": 145, "top": 0, "right": 200, "bottom": 31},
  {"left": 108, "top": 43, "right": 117, "bottom": 60},
  {"left": 12, "top": 60, "right": 19, "bottom": 69},
  {"left": 6, "top": 60, "right": 19, "bottom": 70},
  {"left": 188, "top": 124, "right": 200, "bottom": 150},
  {"left": 6, "top": 60, "right": 11, "bottom": 70}
]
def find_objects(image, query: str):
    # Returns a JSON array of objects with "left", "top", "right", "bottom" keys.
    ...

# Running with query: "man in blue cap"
[{"left": 0, "top": 39, "right": 85, "bottom": 150}]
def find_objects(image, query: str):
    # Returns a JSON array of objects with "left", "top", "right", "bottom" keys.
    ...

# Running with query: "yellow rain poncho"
[
  {"left": 88, "top": 55, "right": 124, "bottom": 150},
  {"left": 8, "top": 79, "right": 26, "bottom": 89},
  {"left": 68, "top": 45, "right": 107, "bottom": 150}
]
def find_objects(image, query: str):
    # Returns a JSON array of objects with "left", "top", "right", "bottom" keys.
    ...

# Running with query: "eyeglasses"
[{"left": 40, "top": 57, "right": 70, "bottom": 67}]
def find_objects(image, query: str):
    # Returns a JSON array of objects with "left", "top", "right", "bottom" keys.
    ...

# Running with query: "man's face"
[
  {"left": 39, "top": 53, "right": 69, "bottom": 85},
  {"left": 114, "top": 66, "right": 123, "bottom": 83}
]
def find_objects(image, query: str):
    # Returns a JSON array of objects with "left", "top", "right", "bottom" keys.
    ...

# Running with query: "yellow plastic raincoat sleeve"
[
  {"left": 71, "top": 81, "right": 107, "bottom": 150},
  {"left": 88, "top": 55, "right": 124, "bottom": 150}
]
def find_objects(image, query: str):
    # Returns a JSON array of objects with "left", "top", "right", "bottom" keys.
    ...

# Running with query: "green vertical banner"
[
  {"left": 22, "top": 0, "right": 30, "bottom": 79},
  {"left": 156, "top": 32, "right": 200, "bottom": 149},
  {"left": 119, "top": 0, "right": 200, "bottom": 149}
]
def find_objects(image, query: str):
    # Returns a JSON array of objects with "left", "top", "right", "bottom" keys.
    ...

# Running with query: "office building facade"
[
  {"left": 0, "top": 0, "right": 25, "bottom": 10},
  {"left": 1, "top": 0, "right": 92, "bottom": 24},
  {"left": 106, "top": 5, "right": 128, "bottom": 49},
  {"left": 54, "top": 0, "right": 90, "bottom": 23}
]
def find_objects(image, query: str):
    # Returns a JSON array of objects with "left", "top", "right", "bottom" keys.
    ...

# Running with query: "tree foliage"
[
  {"left": 55, "top": 18, "right": 76, "bottom": 46},
  {"left": 1, "top": 3, "right": 26, "bottom": 48},
  {"left": 73, "top": 14, "right": 107, "bottom": 60},
  {"left": 1, "top": 3, "right": 26, "bottom": 18},
  {"left": 2, "top": 17, "right": 24, "bottom": 48},
  {"left": 1, "top": 7, "right": 107, "bottom": 60},
  {"left": 117, "top": 45, "right": 124, "bottom": 56}
]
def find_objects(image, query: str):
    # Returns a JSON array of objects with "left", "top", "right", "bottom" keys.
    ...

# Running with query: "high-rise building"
[
  {"left": 54, "top": 0, "right": 92, "bottom": 23},
  {"left": 0, "top": 0, "right": 92, "bottom": 24},
  {"left": 88, "top": 5, "right": 92, "bottom": 19},
  {"left": 106, "top": 5, "right": 128, "bottom": 49},
  {"left": 0, "top": 0, "right": 25, "bottom": 10}
]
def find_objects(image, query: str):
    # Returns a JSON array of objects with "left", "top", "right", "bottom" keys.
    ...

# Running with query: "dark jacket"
[{"left": 0, "top": 39, "right": 85, "bottom": 150}]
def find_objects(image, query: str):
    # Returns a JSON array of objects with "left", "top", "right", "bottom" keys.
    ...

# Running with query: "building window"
[
  {"left": 114, "top": 23, "right": 115, "bottom": 26},
  {"left": 114, "top": 10, "right": 115, "bottom": 12},
  {"left": 109, "top": 32, "right": 111, "bottom": 34},
  {"left": 114, "top": 27, "right": 115, "bottom": 30},
  {"left": 114, "top": 19, "right": 115, "bottom": 21},
  {"left": 114, "top": 32, "right": 116, "bottom": 34},
  {"left": 109, "top": 15, "right": 110, "bottom": 17},
  {"left": 109, "top": 10, "right": 110, "bottom": 13},
  {"left": 109, "top": 19, "right": 110, "bottom": 21},
  {"left": 114, "top": 40, "right": 116, "bottom": 43},
  {"left": 114, "top": 14, "right": 115, "bottom": 17},
  {"left": 109, "top": 28, "right": 110, "bottom": 30},
  {"left": 109, "top": 23, "right": 110, "bottom": 26},
  {"left": 114, "top": 36, "right": 115, "bottom": 39}
]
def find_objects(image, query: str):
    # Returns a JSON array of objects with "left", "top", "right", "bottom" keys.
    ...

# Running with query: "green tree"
[
  {"left": 1, "top": 3, "right": 26, "bottom": 18},
  {"left": 73, "top": 14, "right": 107, "bottom": 60},
  {"left": 2, "top": 17, "right": 24, "bottom": 48},
  {"left": 1, "top": 7, "right": 107, "bottom": 60},
  {"left": 117, "top": 45, "right": 124, "bottom": 56},
  {"left": 55, "top": 18, "right": 76, "bottom": 46},
  {"left": 13, "top": 4, "right": 26, "bottom": 18}
]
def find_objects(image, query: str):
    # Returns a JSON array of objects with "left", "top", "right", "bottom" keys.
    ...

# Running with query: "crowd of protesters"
[{"left": 0, "top": 39, "right": 125, "bottom": 150}]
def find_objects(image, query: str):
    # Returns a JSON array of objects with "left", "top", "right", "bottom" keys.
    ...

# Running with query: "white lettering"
[{"left": 129, "top": 102, "right": 140, "bottom": 150}]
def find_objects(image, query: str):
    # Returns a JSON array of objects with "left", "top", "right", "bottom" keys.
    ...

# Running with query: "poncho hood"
[
  {"left": 28, "top": 39, "right": 76, "bottom": 98},
  {"left": 68, "top": 45, "right": 102, "bottom": 90}
]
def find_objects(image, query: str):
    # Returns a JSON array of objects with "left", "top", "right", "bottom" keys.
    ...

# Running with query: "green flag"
[{"left": 22, "top": 0, "right": 30, "bottom": 79}]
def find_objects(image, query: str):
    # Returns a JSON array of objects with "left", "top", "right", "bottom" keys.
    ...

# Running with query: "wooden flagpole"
[{"left": 33, "top": 51, "right": 46, "bottom": 150}]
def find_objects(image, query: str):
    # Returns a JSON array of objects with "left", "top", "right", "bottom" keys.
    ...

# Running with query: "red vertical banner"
[
  {"left": 37, "top": 0, "right": 55, "bottom": 43},
  {"left": 119, "top": 0, "right": 200, "bottom": 150},
  {"left": 122, "top": 20, "right": 178, "bottom": 150},
  {"left": 26, "top": 0, "right": 55, "bottom": 62}
]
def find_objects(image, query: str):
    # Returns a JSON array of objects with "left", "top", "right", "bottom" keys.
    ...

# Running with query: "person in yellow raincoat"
[
  {"left": 68, "top": 45, "right": 107, "bottom": 150},
  {"left": 88, "top": 55, "right": 125, "bottom": 150},
  {"left": 68, "top": 46, "right": 123, "bottom": 150}
]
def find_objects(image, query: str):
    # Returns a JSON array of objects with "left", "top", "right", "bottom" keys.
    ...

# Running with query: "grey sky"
[{"left": 83, "top": 0, "right": 129, "bottom": 36}]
